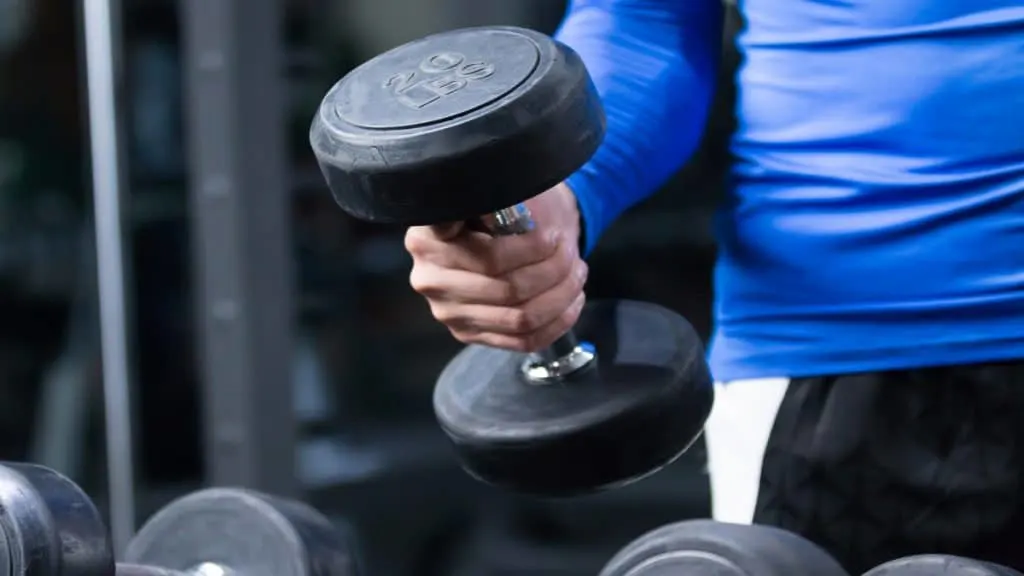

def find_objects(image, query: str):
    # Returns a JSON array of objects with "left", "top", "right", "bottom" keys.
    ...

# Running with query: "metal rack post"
[
  {"left": 180, "top": 0, "right": 297, "bottom": 496},
  {"left": 82, "top": 0, "right": 137, "bottom": 556}
]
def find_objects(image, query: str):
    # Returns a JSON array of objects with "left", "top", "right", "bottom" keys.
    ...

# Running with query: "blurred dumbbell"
[
  {"left": 599, "top": 519, "right": 850, "bottom": 576},
  {"left": 864, "top": 555, "right": 1024, "bottom": 575},
  {"left": 0, "top": 461, "right": 361, "bottom": 576}
]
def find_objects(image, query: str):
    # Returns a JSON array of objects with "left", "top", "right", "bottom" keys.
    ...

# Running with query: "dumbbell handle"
[
  {"left": 477, "top": 204, "right": 596, "bottom": 382},
  {"left": 117, "top": 562, "right": 229, "bottom": 576}
]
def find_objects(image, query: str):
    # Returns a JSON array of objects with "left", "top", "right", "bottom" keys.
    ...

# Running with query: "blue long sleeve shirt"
[{"left": 555, "top": 0, "right": 1024, "bottom": 381}]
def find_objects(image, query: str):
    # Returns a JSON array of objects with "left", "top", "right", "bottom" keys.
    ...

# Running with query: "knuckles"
[
  {"left": 448, "top": 327, "right": 475, "bottom": 345},
  {"left": 403, "top": 228, "right": 431, "bottom": 257},
  {"left": 408, "top": 265, "right": 439, "bottom": 297},
  {"left": 429, "top": 302, "right": 458, "bottom": 326}
]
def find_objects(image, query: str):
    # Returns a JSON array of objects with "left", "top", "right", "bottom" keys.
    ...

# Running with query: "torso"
[{"left": 710, "top": 0, "right": 1024, "bottom": 380}]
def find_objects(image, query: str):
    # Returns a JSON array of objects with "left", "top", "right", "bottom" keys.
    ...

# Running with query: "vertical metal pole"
[
  {"left": 81, "top": 0, "right": 136, "bottom": 556},
  {"left": 180, "top": 0, "right": 296, "bottom": 495}
]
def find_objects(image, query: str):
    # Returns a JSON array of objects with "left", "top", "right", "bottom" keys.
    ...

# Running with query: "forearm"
[{"left": 555, "top": 0, "right": 723, "bottom": 254}]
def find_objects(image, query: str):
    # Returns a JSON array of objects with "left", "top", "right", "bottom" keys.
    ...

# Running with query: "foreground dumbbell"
[
  {"left": 0, "top": 462, "right": 360, "bottom": 576},
  {"left": 599, "top": 519, "right": 850, "bottom": 576},
  {"left": 864, "top": 555, "right": 1024, "bottom": 575},
  {"left": 310, "top": 25, "right": 714, "bottom": 497}
]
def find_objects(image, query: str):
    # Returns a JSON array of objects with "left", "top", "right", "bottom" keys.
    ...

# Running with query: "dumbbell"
[
  {"left": 864, "top": 555, "right": 1024, "bottom": 575},
  {"left": 0, "top": 461, "right": 360, "bottom": 576},
  {"left": 310, "top": 25, "right": 713, "bottom": 497},
  {"left": 599, "top": 519, "right": 851, "bottom": 576}
]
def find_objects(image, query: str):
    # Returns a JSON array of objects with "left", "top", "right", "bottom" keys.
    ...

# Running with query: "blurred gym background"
[{"left": 0, "top": 0, "right": 741, "bottom": 573}]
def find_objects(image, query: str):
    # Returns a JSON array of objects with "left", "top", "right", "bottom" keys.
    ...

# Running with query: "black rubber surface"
[
  {"left": 0, "top": 462, "right": 114, "bottom": 576},
  {"left": 599, "top": 520, "right": 850, "bottom": 576},
  {"left": 310, "top": 26, "right": 605, "bottom": 224},
  {"left": 864, "top": 555, "right": 1024, "bottom": 575},
  {"left": 124, "top": 488, "right": 361, "bottom": 576},
  {"left": 434, "top": 300, "right": 713, "bottom": 496}
]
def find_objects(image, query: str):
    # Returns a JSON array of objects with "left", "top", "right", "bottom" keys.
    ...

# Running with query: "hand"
[{"left": 405, "top": 183, "right": 588, "bottom": 352}]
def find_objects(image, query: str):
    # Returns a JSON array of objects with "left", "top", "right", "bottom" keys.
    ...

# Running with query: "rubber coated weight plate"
[
  {"left": 434, "top": 300, "right": 713, "bottom": 496},
  {"left": 864, "top": 555, "right": 1024, "bottom": 575},
  {"left": 600, "top": 520, "right": 850, "bottom": 576},
  {"left": 0, "top": 524, "right": 8, "bottom": 576},
  {"left": 0, "top": 462, "right": 113, "bottom": 576},
  {"left": 124, "top": 488, "right": 361, "bottom": 576},
  {"left": 335, "top": 31, "right": 540, "bottom": 130},
  {"left": 310, "top": 26, "right": 605, "bottom": 224}
]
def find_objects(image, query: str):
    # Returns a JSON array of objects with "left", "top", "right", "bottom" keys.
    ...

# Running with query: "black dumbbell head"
[
  {"left": 125, "top": 488, "right": 362, "bottom": 576},
  {"left": 0, "top": 462, "right": 114, "bottom": 576},
  {"left": 600, "top": 519, "right": 851, "bottom": 576},
  {"left": 310, "top": 26, "right": 605, "bottom": 225},
  {"left": 434, "top": 300, "right": 714, "bottom": 496},
  {"left": 864, "top": 555, "right": 1024, "bottom": 575}
]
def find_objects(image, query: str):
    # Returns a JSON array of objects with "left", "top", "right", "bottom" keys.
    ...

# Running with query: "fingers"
[
  {"left": 410, "top": 237, "right": 577, "bottom": 305},
  {"left": 404, "top": 198, "right": 587, "bottom": 353},
  {"left": 405, "top": 224, "right": 561, "bottom": 276},
  {"left": 429, "top": 222, "right": 464, "bottom": 240},
  {"left": 447, "top": 292, "right": 587, "bottom": 353},
  {"left": 427, "top": 259, "right": 588, "bottom": 352}
]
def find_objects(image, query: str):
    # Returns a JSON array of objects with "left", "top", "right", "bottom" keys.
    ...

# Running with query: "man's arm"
[{"left": 555, "top": 0, "right": 723, "bottom": 255}]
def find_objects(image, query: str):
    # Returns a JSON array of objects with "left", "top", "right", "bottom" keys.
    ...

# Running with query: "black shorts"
[{"left": 704, "top": 360, "right": 1024, "bottom": 574}]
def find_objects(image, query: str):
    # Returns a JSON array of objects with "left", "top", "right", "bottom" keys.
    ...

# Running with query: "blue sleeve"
[{"left": 555, "top": 0, "right": 723, "bottom": 255}]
